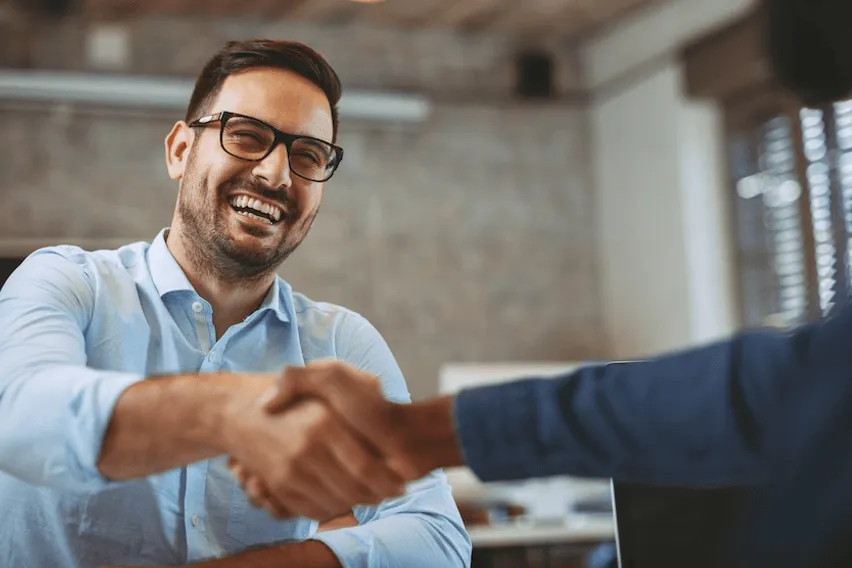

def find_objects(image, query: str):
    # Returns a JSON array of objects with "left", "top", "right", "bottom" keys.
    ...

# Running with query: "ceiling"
[{"left": 76, "top": 0, "right": 666, "bottom": 39}]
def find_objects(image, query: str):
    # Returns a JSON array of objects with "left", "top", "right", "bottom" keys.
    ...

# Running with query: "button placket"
[{"left": 190, "top": 299, "right": 213, "bottom": 354}]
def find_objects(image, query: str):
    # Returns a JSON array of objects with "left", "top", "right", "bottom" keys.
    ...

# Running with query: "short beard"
[{"left": 175, "top": 151, "right": 317, "bottom": 287}]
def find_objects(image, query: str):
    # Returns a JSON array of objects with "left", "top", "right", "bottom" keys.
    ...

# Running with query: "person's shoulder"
[
  {"left": 286, "top": 285, "right": 404, "bottom": 394},
  {"left": 21, "top": 240, "right": 152, "bottom": 285},
  {"left": 289, "top": 287, "right": 368, "bottom": 329}
]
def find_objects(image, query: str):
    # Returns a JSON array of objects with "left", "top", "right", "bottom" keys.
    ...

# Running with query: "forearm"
[
  {"left": 450, "top": 326, "right": 830, "bottom": 485},
  {"left": 188, "top": 540, "right": 340, "bottom": 568},
  {"left": 0, "top": 364, "right": 144, "bottom": 490},
  {"left": 453, "top": 364, "right": 764, "bottom": 484},
  {"left": 98, "top": 372, "right": 272, "bottom": 480},
  {"left": 316, "top": 513, "right": 470, "bottom": 568},
  {"left": 313, "top": 474, "right": 471, "bottom": 568}
]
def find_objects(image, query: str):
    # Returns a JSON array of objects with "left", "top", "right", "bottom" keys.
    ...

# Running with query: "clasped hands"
[{"left": 221, "top": 361, "right": 432, "bottom": 522}]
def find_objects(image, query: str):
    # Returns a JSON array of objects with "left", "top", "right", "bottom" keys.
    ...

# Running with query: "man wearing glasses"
[{"left": 0, "top": 40, "right": 470, "bottom": 568}]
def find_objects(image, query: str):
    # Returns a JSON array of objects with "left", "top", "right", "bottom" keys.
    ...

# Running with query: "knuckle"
[
  {"left": 307, "top": 407, "right": 335, "bottom": 434},
  {"left": 271, "top": 465, "right": 293, "bottom": 487},
  {"left": 290, "top": 436, "right": 312, "bottom": 457},
  {"left": 315, "top": 359, "right": 338, "bottom": 370},
  {"left": 293, "top": 460, "right": 313, "bottom": 478},
  {"left": 364, "top": 372, "right": 380, "bottom": 386},
  {"left": 281, "top": 366, "right": 301, "bottom": 381}
]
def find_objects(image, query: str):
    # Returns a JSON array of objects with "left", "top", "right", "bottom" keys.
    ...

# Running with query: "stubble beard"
[{"left": 175, "top": 153, "right": 317, "bottom": 287}]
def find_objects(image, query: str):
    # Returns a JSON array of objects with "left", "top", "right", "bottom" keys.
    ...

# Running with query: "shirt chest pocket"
[{"left": 226, "top": 485, "right": 314, "bottom": 547}]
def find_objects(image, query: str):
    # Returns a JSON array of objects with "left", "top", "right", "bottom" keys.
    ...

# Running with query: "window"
[
  {"left": 727, "top": 95, "right": 852, "bottom": 328},
  {"left": 679, "top": 7, "right": 852, "bottom": 330}
]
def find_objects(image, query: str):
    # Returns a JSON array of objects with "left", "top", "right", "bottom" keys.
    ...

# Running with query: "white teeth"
[
  {"left": 237, "top": 210, "right": 274, "bottom": 225},
  {"left": 229, "top": 195, "right": 283, "bottom": 223}
]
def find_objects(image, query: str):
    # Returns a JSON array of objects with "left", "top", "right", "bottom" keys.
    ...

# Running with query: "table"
[
  {"left": 468, "top": 514, "right": 615, "bottom": 548},
  {"left": 468, "top": 514, "right": 616, "bottom": 568}
]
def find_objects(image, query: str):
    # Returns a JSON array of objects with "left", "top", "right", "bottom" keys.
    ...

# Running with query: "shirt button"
[
  {"left": 191, "top": 514, "right": 199, "bottom": 527},
  {"left": 191, "top": 302, "right": 203, "bottom": 313},
  {"left": 208, "top": 352, "right": 218, "bottom": 363}
]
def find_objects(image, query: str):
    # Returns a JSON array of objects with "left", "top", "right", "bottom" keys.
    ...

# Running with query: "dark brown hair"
[
  {"left": 185, "top": 39, "right": 342, "bottom": 141},
  {"left": 766, "top": 0, "right": 852, "bottom": 106}
]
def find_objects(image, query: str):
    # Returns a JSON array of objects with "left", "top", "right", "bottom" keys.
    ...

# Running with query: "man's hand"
[
  {"left": 229, "top": 361, "right": 465, "bottom": 517},
  {"left": 219, "top": 376, "right": 408, "bottom": 521},
  {"left": 264, "top": 362, "right": 419, "bottom": 472},
  {"left": 266, "top": 361, "right": 464, "bottom": 476}
]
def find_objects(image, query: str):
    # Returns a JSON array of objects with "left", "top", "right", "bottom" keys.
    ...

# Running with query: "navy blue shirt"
[{"left": 452, "top": 302, "right": 852, "bottom": 566}]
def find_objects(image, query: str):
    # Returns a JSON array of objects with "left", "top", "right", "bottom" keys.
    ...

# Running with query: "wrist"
[
  {"left": 196, "top": 372, "right": 277, "bottom": 453},
  {"left": 400, "top": 395, "right": 465, "bottom": 476}
]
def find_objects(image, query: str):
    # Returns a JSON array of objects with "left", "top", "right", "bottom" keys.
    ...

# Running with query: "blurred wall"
[
  {"left": 585, "top": 0, "right": 748, "bottom": 358},
  {"left": 0, "top": 16, "right": 606, "bottom": 400}
]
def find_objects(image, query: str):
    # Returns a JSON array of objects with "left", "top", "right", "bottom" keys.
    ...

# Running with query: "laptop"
[{"left": 611, "top": 480, "right": 759, "bottom": 568}]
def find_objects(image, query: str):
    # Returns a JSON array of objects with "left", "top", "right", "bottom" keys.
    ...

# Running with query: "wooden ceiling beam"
[
  {"left": 502, "top": 1, "right": 598, "bottom": 37},
  {"left": 415, "top": 0, "right": 508, "bottom": 28},
  {"left": 514, "top": 0, "right": 658, "bottom": 39},
  {"left": 357, "top": 0, "right": 447, "bottom": 27},
  {"left": 81, "top": 0, "right": 139, "bottom": 20},
  {"left": 285, "top": 0, "right": 356, "bottom": 20},
  {"left": 79, "top": 0, "right": 664, "bottom": 37},
  {"left": 484, "top": 0, "right": 571, "bottom": 32},
  {"left": 580, "top": 0, "right": 659, "bottom": 28}
]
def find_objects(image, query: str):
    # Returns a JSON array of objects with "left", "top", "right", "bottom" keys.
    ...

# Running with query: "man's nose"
[{"left": 252, "top": 143, "right": 292, "bottom": 190}]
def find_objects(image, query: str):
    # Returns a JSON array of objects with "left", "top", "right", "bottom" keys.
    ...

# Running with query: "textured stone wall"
[{"left": 0, "top": 15, "right": 606, "bottom": 399}]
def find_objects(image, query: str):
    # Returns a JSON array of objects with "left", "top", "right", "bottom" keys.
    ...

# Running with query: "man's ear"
[{"left": 165, "top": 121, "right": 192, "bottom": 181}]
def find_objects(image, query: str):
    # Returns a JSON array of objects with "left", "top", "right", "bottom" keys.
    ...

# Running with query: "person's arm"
[
  {"left": 97, "top": 372, "right": 269, "bottom": 480},
  {"left": 0, "top": 249, "right": 403, "bottom": 519},
  {"left": 452, "top": 306, "right": 852, "bottom": 485},
  {"left": 101, "top": 540, "right": 341, "bottom": 568},
  {"left": 0, "top": 248, "right": 276, "bottom": 489},
  {"left": 0, "top": 248, "right": 147, "bottom": 491},
  {"left": 308, "top": 313, "right": 471, "bottom": 568},
  {"left": 269, "top": 307, "right": 852, "bottom": 491}
]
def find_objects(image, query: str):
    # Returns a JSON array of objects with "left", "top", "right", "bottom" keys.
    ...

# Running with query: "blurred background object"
[{"left": 5, "top": 0, "right": 852, "bottom": 566}]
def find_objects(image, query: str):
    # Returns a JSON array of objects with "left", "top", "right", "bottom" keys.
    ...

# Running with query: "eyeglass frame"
[{"left": 188, "top": 110, "right": 344, "bottom": 183}]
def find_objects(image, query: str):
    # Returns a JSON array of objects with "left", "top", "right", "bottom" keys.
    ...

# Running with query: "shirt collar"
[
  {"left": 257, "top": 276, "right": 289, "bottom": 323},
  {"left": 148, "top": 229, "right": 195, "bottom": 297},
  {"left": 146, "top": 228, "right": 290, "bottom": 323}
]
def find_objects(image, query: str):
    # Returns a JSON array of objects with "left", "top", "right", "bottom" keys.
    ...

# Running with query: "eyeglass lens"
[{"left": 222, "top": 116, "right": 338, "bottom": 181}]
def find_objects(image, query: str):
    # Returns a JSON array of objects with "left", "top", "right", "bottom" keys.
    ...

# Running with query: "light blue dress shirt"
[{"left": 0, "top": 229, "right": 471, "bottom": 568}]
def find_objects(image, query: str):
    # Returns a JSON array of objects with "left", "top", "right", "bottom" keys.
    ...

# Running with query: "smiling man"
[{"left": 0, "top": 40, "right": 470, "bottom": 568}]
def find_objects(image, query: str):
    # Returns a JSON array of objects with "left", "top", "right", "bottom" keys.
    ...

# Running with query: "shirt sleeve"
[
  {"left": 0, "top": 248, "right": 145, "bottom": 492},
  {"left": 310, "top": 312, "right": 472, "bottom": 568},
  {"left": 451, "top": 307, "right": 852, "bottom": 486}
]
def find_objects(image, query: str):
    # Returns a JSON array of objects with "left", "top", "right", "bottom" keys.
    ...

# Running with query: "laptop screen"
[{"left": 612, "top": 482, "right": 759, "bottom": 568}]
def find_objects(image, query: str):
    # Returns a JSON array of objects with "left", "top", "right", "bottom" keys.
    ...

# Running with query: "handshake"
[{"left": 219, "top": 361, "right": 463, "bottom": 522}]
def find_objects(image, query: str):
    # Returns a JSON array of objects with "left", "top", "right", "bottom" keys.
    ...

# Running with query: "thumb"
[{"left": 259, "top": 366, "right": 307, "bottom": 412}]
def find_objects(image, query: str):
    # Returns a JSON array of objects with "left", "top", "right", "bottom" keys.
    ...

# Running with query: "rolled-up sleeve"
[
  {"left": 0, "top": 248, "right": 144, "bottom": 492},
  {"left": 311, "top": 312, "right": 471, "bottom": 568}
]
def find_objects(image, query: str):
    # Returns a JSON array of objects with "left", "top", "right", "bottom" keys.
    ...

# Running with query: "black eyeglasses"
[{"left": 189, "top": 111, "right": 344, "bottom": 183}]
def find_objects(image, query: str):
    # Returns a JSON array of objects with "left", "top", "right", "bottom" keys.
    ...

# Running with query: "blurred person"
[
  {"left": 0, "top": 39, "right": 470, "bottom": 568},
  {"left": 231, "top": 0, "right": 852, "bottom": 565},
  {"left": 765, "top": 0, "right": 852, "bottom": 105}
]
